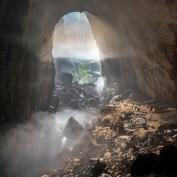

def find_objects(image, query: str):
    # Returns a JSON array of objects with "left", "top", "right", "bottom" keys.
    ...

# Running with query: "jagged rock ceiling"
[{"left": 0, "top": 0, "right": 177, "bottom": 123}]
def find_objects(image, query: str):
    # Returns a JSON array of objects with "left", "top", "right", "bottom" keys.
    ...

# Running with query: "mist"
[
  {"left": 0, "top": 11, "right": 115, "bottom": 177},
  {"left": 96, "top": 77, "right": 106, "bottom": 97},
  {"left": 0, "top": 109, "right": 94, "bottom": 177},
  {"left": 52, "top": 12, "right": 100, "bottom": 61}
]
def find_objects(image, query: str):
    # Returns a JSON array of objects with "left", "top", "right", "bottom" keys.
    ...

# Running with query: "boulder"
[
  {"left": 130, "top": 153, "right": 161, "bottom": 176},
  {"left": 88, "top": 98, "right": 97, "bottom": 108},
  {"left": 63, "top": 117, "right": 85, "bottom": 140}
]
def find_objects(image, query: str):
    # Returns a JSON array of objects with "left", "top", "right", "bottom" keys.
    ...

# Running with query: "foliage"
[{"left": 70, "top": 60, "right": 101, "bottom": 84}]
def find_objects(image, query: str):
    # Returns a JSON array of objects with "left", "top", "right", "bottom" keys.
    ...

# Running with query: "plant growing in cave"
[{"left": 70, "top": 60, "right": 101, "bottom": 84}]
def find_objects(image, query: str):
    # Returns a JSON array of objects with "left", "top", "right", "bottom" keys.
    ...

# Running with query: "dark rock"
[
  {"left": 118, "top": 123, "right": 125, "bottom": 134},
  {"left": 66, "top": 91, "right": 75, "bottom": 100},
  {"left": 88, "top": 98, "right": 97, "bottom": 108},
  {"left": 49, "top": 95, "right": 59, "bottom": 110},
  {"left": 160, "top": 145, "right": 177, "bottom": 176},
  {"left": 47, "top": 106, "right": 56, "bottom": 113},
  {"left": 67, "top": 99, "right": 79, "bottom": 109},
  {"left": 59, "top": 72, "right": 73, "bottom": 85},
  {"left": 73, "top": 81, "right": 78, "bottom": 85},
  {"left": 63, "top": 117, "right": 85, "bottom": 140},
  {"left": 130, "top": 145, "right": 177, "bottom": 176},
  {"left": 91, "top": 159, "right": 107, "bottom": 177},
  {"left": 97, "top": 135, "right": 107, "bottom": 144},
  {"left": 130, "top": 153, "right": 162, "bottom": 176},
  {"left": 83, "top": 83, "right": 98, "bottom": 96}
]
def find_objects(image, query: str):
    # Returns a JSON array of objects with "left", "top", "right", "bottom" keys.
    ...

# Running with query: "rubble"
[
  {"left": 67, "top": 100, "right": 79, "bottom": 109},
  {"left": 55, "top": 81, "right": 100, "bottom": 110},
  {"left": 42, "top": 89, "right": 177, "bottom": 177}
]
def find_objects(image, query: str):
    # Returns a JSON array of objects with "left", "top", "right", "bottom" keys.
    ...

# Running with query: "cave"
[
  {"left": 0, "top": 0, "right": 177, "bottom": 177},
  {"left": 1, "top": 0, "right": 177, "bottom": 122}
]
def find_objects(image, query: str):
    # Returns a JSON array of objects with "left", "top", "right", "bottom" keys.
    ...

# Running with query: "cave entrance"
[{"left": 52, "top": 12, "right": 102, "bottom": 86}]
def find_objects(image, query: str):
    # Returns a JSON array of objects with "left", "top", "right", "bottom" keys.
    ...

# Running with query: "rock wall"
[
  {"left": 0, "top": 0, "right": 177, "bottom": 124},
  {"left": 86, "top": 1, "right": 177, "bottom": 104}
]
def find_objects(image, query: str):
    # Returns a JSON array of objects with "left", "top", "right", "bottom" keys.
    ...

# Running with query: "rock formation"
[
  {"left": 62, "top": 117, "right": 85, "bottom": 147},
  {"left": 63, "top": 117, "right": 85, "bottom": 140}
]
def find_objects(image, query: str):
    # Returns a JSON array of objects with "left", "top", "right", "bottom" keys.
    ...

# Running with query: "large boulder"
[
  {"left": 130, "top": 153, "right": 161, "bottom": 176},
  {"left": 130, "top": 145, "right": 177, "bottom": 176},
  {"left": 63, "top": 117, "right": 85, "bottom": 141}
]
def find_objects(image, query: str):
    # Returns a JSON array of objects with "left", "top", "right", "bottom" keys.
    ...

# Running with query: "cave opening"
[
  {"left": 50, "top": 11, "right": 106, "bottom": 112},
  {"left": 52, "top": 12, "right": 102, "bottom": 86}
]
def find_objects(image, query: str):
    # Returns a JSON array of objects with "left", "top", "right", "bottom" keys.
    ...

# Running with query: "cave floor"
[{"left": 43, "top": 93, "right": 177, "bottom": 177}]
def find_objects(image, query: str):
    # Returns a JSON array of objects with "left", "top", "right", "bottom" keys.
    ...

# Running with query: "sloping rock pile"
[
  {"left": 42, "top": 101, "right": 177, "bottom": 177},
  {"left": 55, "top": 82, "right": 100, "bottom": 110}
]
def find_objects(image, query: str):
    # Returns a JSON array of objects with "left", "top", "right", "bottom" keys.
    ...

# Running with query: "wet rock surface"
[
  {"left": 55, "top": 81, "right": 101, "bottom": 110},
  {"left": 63, "top": 117, "right": 85, "bottom": 145},
  {"left": 42, "top": 90, "right": 177, "bottom": 177},
  {"left": 130, "top": 144, "right": 177, "bottom": 177}
]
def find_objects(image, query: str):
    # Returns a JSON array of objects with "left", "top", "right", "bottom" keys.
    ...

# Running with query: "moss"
[{"left": 70, "top": 60, "right": 101, "bottom": 83}]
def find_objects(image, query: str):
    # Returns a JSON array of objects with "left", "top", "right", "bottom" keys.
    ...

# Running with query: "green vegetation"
[{"left": 70, "top": 61, "right": 101, "bottom": 84}]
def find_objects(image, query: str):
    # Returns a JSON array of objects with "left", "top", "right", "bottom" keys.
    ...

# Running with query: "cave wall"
[
  {"left": 0, "top": 0, "right": 177, "bottom": 124},
  {"left": 0, "top": 0, "right": 31, "bottom": 124},
  {"left": 86, "top": 1, "right": 177, "bottom": 104},
  {"left": 0, "top": 0, "right": 55, "bottom": 124}
]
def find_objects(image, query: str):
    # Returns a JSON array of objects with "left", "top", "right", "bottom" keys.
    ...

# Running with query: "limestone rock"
[{"left": 63, "top": 117, "right": 85, "bottom": 140}]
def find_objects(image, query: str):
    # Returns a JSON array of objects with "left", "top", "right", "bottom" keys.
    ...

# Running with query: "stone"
[
  {"left": 91, "top": 159, "right": 107, "bottom": 177},
  {"left": 88, "top": 98, "right": 97, "bottom": 108},
  {"left": 58, "top": 72, "right": 73, "bottom": 85},
  {"left": 110, "top": 95, "right": 122, "bottom": 104},
  {"left": 67, "top": 99, "right": 79, "bottom": 109},
  {"left": 130, "top": 153, "right": 161, "bottom": 176},
  {"left": 63, "top": 117, "right": 85, "bottom": 140},
  {"left": 117, "top": 123, "right": 125, "bottom": 134},
  {"left": 49, "top": 95, "right": 59, "bottom": 110},
  {"left": 82, "top": 83, "right": 98, "bottom": 96},
  {"left": 130, "top": 145, "right": 177, "bottom": 176}
]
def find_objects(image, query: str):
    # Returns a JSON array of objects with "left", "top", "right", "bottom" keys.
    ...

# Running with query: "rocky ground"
[{"left": 42, "top": 90, "right": 177, "bottom": 177}]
